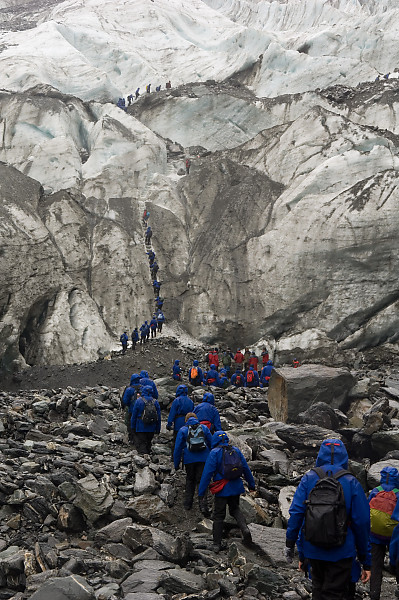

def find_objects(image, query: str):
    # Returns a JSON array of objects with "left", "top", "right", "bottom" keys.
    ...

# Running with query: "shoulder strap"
[
  {"left": 312, "top": 467, "right": 327, "bottom": 479},
  {"left": 332, "top": 469, "right": 351, "bottom": 480},
  {"left": 393, "top": 488, "right": 399, "bottom": 494},
  {"left": 376, "top": 485, "right": 384, "bottom": 492}
]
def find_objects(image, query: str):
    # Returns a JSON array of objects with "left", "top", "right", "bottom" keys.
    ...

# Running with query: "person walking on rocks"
[
  {"left": 172, "top": 359, "right": 182, "bottom": 381},
  {"left": 260, "top": 360, "right": 274, "bottom": 387},
  {"left": 234, "top": 348, "right": 244, "bottom": 371},
  {"left": 145, "top": 226, "right": 152, "bottom": 245},
  {"left": 139, "top": 370, "right": 159, "bottom": 400},
  {"left": 368, "top": 466, "right": 399, "bottom": 600},
  {"left": 122, "top": 373, "right": 141, "bottom": 443},
  {"left": 205, "top": 364, "right": 220, "bottom": 387},
  {"left": 208, "top": 348, "right": 219, "bottom": 370},
  {"left": 194, "top": 392, "right": 222, "bottom": 433},
  {"left": 189, "top": 359, "right": 203, "bottom": 386},
  {"left": 131, "top": 385, "right": 161, "bottom": 455},
  {"left": 185, "top": 158, "right": 191, "bottom": 175},
  {"left": 174, "top": 413, "right": 212, "bottom": 515},
  {"left": 150, "top": 260, "right": 159, "bottom": 279},
  {"left": 135, "top": 87, "right": 140, "bottom": 99},
  {"left": 120, "top": 331, "right": 128, "bottom": 354},
  {"left": 248, "top": 351, "right": 259, "bottom": 372},
  {"left": 198, "top": 430, "right": 256, "bottom": 553},
  {"left": 243, "top": 347, "right": 251, "bottom": 371},
  {"left": 389, "top": 524, "right": 399, "bottom": 598},
  {"left": 222, "top": 348, "right": 233, "bottom": 376},
  {"left": 150, "top": 316, "right": 157, "bottom": 338},
  {"left": 157, "top": 311, "right": 165, "bottom": 333},
  {"left": 261, "top": 346, "right": 269, "bottom": 366},
  {"left": 153, "top": 279, "right": 161, "bottom": 297},
  {"left": 139, "top": 322, "right": 147, "bottom": 345},
  {"left": 131, "top": 327, "right": 139, "bottom": 350},
  {"left": 166, "top": 384, "right": 194, "bottom": 455},
  {"left": 285, "top": 439, "right": 371, "bottom": 600},
  {"left": 245, "top": 365, "right": 259, "bottom": 388},
  {"left": 231, "top": 368, "right": 244, "bottom": 387},
  {"left": 142, "top": 208, "right": 150, "bottom": 225},
  {"left": 147, "top": 249, "right": 155, "bottom": 265}
]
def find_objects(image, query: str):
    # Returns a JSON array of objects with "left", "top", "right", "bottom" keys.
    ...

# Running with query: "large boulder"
[
  {"left": 275, "top": 424, "right": 341, "bottom": 452},
  {"left": 122, "top": 524, "right": 192, "bottom": 563},
  {"left": 73, "top": 474, "right": 114, "bottom": 524},
  {"left": 268, "top": 365, "right": 355, "bottom": 423},
  {"left": 371, "top": 430, "right": 399, "bottom": 458},
  {"left": 28, "top": 575, "right": 95, "bottom": 600}
]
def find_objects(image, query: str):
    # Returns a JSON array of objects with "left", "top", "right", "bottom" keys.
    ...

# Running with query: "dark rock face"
[{"left": 268, "top": 365, "right": 355, "bottom": 423}]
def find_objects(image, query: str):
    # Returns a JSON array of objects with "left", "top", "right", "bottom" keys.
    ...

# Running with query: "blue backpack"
[
  {"left": 222, "top": 446, "right": 243, "bottom": 480},
  {"left": 186, "top": 423, "right": 206, "bottom": 452}
]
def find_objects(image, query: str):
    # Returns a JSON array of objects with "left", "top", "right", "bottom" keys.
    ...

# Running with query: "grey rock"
[
  {"left": 298, "top": 402, "right": 341, "bottom": 430},
  {"left": 246, "top": 564, "right": 288, "bottom": 595},
  {"left": 122, "top": 524, "right": 192, "bottom": 563},
  {"left": 134, "top": 467, "right": 157, "bottom": 495},
  {"left": 160, "top": 568, "right": 205, "bottom": 594},
  {"left": 95, "top": 517, "right": 132, "bottom": 543},
  {"left": 248, "top": 524, "right": 287, "bottom": 565},
  {"left": 121, "top": 560, "right": 174, "bottom": 594},
  {"left": 28, "top": 575, "right": 95, "bottom": 600},
  {"left": 278, "top": 486, "right": 297, "bottom": 524},
  {"left": 73, "top": 473, "right": 114, "bottom": 523},
  {"left": 275, "top": 423, "right": 341, "bottom": 451},
  {"left": 57, "top": 503, "right": 86, "bottom": 532},
  {"left": 371, "top": 430, "right": 399, "bottom": 457},
  {"left": 126, "top": 495, "right": 173, "bottom": 524}
]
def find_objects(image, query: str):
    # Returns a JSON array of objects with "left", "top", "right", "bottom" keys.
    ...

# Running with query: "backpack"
[
  {"left": 304, "top": 467, "right": 350, "bottom": 549},
  {"left": 223, "top": 354, "right": 231, "bottom": 366},
  {"left": 370, "top": 487, "right": 399, "bottom": 539},
  {"left": 191, "top": 367, "right": 198, "bottom": 379},
  {"left": 246, "top": 370, "right": 254, "bottom": 383},
  {"left": 235, "top": 374, "right": 242, "bottom": 385},
  {"left": 186, "top": 423, "right": 206, "bottom": 452},
  {"left": 222, "top": 445, "right": 243, "bottom": 480},
  {"left": 141, "top": 399, "right": 157, "bottom": 424}
]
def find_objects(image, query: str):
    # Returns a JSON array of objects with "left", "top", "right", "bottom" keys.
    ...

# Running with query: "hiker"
[
  {"left": 234, "top": 349, "right": 244, "bottom": 370},
  {"left": 261, "top": 346, "right": 269, "bottom": 365},
  {"left": 145, "top": 226, "right": 152, "bottom": 245},
  {"left": 147, "top": 249, "right": 155, "bottom": 265},
  {"left": 166, "top": 80, "right": 171, "bottom": 89},
  {"left": 131, "top": 327, "right": 139, "bottom": 350},
  {"left": 231, "top": 368, "right": 244, "bottom": 387},
  {"left": 194, "top": 392, "right": 222, "bottom": 433},
  {"left": 222, "top": 349, "right": 233, "bottom": 375},
  {"left": 130, "top": 385, "right": 161, "bottom": 455},
  {"left": 142, "top": 208, "right": 149, "bottom": 225},
  {"left": 150, "top": 261, "right": 159, "bottom": 279},
  {"left": 208, "top": 348, "right": 219, "bottom": 370},
  {"left": 285, "top": 438, "right": 371, "bottom": 600},
  {"left": 185, "top": 158, "right": 191, "bottom": 174},
  {"left": 121, "top": 373, "right": 141, "bottom": 443},
  {"left": 172, "top": 359, "right": 182, "bottom": 381},
  {"left": 153, "top": 280, "right": 161, "bottom": 296},
  {"left": 243, "top": 348, "right": 251, "bottom": 371},
  {"left": 174, "top": 413, "right": 212, "bottom": 514},
  {"left": 139, "top": 370, "right": 159, "bottom": 400},
  {"left": 155, "top": 296, "right": 164, "bottom": 310},
  {"left": 139, "top": 322, "right": 147, "bottom": 345},
  {"left": 166, "top": 384, "right": 194, "bottom": 454},
  {"left": 219, "top": 369, "right": 229, "bottom": 388},
  {"left": 389, "top": 524, "right": 399, "bottom": 598},
  {"left": 198, "top": 430, "right": 256, "bottom": 552},
  {"left": 157, "top": 311, "right": 165, "bottom": 333},
  {"left": 293, "top": 358, "right": 300, "bottom": 368},
  {"left": 120, "top": 331, "right": 128, "bottom": 354},
  {"left": 368, "top": 466, "right": 399, "bottom": 600},
  {"left": 127, "top": 94, "right": 133, "bottom": 106},
  {"left": 189, "top": 360, "right": 203, "bottom": 386},
  {"left": 146, "top": 84, "right": 151, "bottom": 93},
  {"left": 155, "top": 85, "right": 161, "bottom": 92},
  {"left": 260, "top": 360, "right": 274, "bottom": 387},
  {"left": 150, "top": 316, "right": 157, "bottom": 338},
  {"left": 135, "top": 88, "right": 140, "bottom": 99},
  {"left": 248, "top": 352, "right": 259, "bottom": 372},
  {"left": 205, "top": 364, "right": 220, "bottom": 387},
  {"left": 245, "top": 365, "right": 259, "bottom": 388}
]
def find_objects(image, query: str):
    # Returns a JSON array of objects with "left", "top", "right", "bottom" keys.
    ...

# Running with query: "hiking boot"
[
  {"left": 211, "top": 541, "right": 227, "bottom": 554},
  {"left": 234, "top": 511, "right": 252, "bottom": 546},
  {"left": 199, "top": 497, "right": 211, "bottom": 518}
]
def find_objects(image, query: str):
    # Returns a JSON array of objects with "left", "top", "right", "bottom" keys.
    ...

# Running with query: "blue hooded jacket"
[
  {"left": 286, "top": 439, "right": 371, "bottom": 566},
  {"left": 260, "top": 361, "right": 274, "bottom": 385},
  {"left": 231, "top": 369, "right": 244, "bottom": 387},
  {"left": 167, "top": 385, "right": 194, "bottom": 431},
  {"left": 205, "top": 365, "right": 220, "bottom": 387},
  {"left": 368, "top": 466, "right": 399, "bottom": 545},
  {"left": 189, "top": 360, "right": 203, "bottom": 384},
  {"left": 172, "top": 359, "right": 181, "bottom": 380},
  {"left": 244, "top": 366, "right": 260, "bottom": 387},
  {"left": 122, "top": 373, "right": 141, "bottom": 413},
  {"left": 194, "top": 392, "right": 222, "bottom": 433},
  {"left": 139, "top": 370, "right": 158, "bottom": 399},
  {"left": 173, "top": 416, "right": 212, "bottom": 469},
  {"left": 390, "top": 524, "right": 399, "bottom": 567},
  {"left": 131, "top": 386, "right": 161, "bottom": 433},
  {"left": 219, "top": 369, "right": 229, "bottom": 388},
  {"left": 157, "top": 312, "right": 165, "bottom": 323},
  {"left": 150, "top": 318, "right": 157, "bottom": 330},
  {"left": 198, "top": 431, "right": 255, "bottom": 498},
  {"left": 131, "top": 328, "right": 139, "bottom": 342}
]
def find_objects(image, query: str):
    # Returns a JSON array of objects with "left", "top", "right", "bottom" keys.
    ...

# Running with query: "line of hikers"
[
  {"left": 116, "top": 81, "right": 172, "bottom": 110},
  {"left": 121, "top": 369, "right": 399, "bottom": 598}
]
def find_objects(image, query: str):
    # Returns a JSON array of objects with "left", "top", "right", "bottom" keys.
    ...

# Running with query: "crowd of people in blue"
[
  {"left": 120, "top": 361, "right": 399, "bottom": 599},
  {"left": 116, "top": 80, "right": 172, "bottom": 111}
]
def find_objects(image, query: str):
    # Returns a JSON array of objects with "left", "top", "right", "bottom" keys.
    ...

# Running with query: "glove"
[
  {"left": 166, "top": 424, "right": 172, "bottom": 431},
  {"left": 284, "top": 547, "right": 295, "bottom": 564}
]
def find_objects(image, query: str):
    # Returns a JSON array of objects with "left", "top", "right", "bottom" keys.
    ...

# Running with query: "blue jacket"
[
  {"left": 390, "top": 524, "right": 399, "bottom": 566},
  {"left": 205, "top": 366, "right": 220, "bottom": 387},
  {"left": 157, "top": 312, "right": 165, "bottom": 323},
  {"left": 368, "top": 466, "right": 399, "bottom": 545},
  {"left": 260, "top": 361, "right": 273, "bottom": 384},
  {"left": 172, "top": 359, "right": 181, "bottom": 380},
  {"left": 120, "top": 333, "right": 128, "bottom": 343},
  {"left": 219, "top": 369, "right": 229, "bottom": 388},
  {"left": 139, "top": 371, "right": 158, "bottom": 399},
  {"left": 131, "top": 329, "right": 139, "bottom": 342},
  {"left": 150, "top": 318, "right": 157, "bottom": 330},
  {"left": 194, "top": 392, "right": 222, "bottom": 433},
  {"left": 286, "top": 439, "right": 371, "bottom": 566},
  {"left": 167, "top": 385, "right": 194, "bottom": 431},
  {"left": 231, "top": 370, "right": 244, "bottom": 387},
  {"left": 131, "top": 387, "right": 161, "bottom": 433},
  {"left": 189, "top": 360, "right": 203, "bottom": 384},
  {"left": 198, "top": 431, "right": 255, "bottom": 498},
  {"left": 122, "top": 373, "right": 141, "bottom": 413},
  {"left": 173, "top": 417, "right": 212, "bottom": 469},
  {"left": 244, "top": 366, "right": 259, "bottom": 387}
]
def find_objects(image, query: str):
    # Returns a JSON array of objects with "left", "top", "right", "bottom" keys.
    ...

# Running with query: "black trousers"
[
  {"left": 158, "top": 323, "right": 163, "bottom": 333},
  {"left": 184, "top": 462, "right": 205, "bottom": 508},
  {"left": 370, "top": 542, "right": 387, "bottom": 600},
  {"left": 213, "top": 495, "right": 241, "bottom": 521},
  {"left": 151, "top": 328, "right": 156, "bottom": 338},
  {"left": 135, "top": 432, "right": 154, "bottom": 455},
  {"left": 310, "top": 557, "right": 353, "bottom": 600}
]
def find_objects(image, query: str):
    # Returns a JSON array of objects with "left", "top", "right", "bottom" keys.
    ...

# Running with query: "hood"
[
  {"left": 211, "top": 430, "right": 229, "bottom": 449},
  {"left": 235, "top": 368, "right": 242, "bottom": 373},
  {"left": 176, "top": 384, "right": 188, "bottom": 397},
  {"left": 193, "top": 360, "right": 199, "bottom": 366},
  {"left": 220, "top": 369, "right": 226, "bottom": 375},
  {"left": 202, "top": 392, "right": 215, "bottom": 405},
  {"left": 140, "top": 370, "right": 149, "bottom": 378},
  {"left": 186, "top": 416, "right": 200, "bottom": 427},
  {"left": 209, "top": 365, "right": 217, "bottom": 371},
  {"left": 130, "top": 373, "right": 141, "bottom": 385},
  {"left": 315, "top": 439, "right": 348, "bottom": 469},
  {"left": 379, "top": 466, "right": 399, "bottom": 488},
  {"left": 267, "top": 360, "right": 273, "bottom": 365},
  {"left": 141, "top": 385, "right": 154, "bottom": 398},
  {"left": 174, "top": 359, "right": 180, "bottom": 365},
  {"left": 249, "top": 365, "right": 255, "bottom": 370}
]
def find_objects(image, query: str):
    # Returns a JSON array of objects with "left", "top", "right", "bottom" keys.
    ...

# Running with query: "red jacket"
[
  {"left": 208, "top": 352, "right": 219, "bottom": 367},
  {"left": 261, "top": 351, "right": 269, "bottom": 364},
  {"left": 234, "top": 351, "right": 244, "bottom": 364},
  {"left": 249, "top": 356, "right": 258, "bottom": 369}
]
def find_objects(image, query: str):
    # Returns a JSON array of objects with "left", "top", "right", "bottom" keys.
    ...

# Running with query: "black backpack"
[
  {"left": 141, "top": 399, "right": 157, "bottom": 424},
  {"left": 186, "top": 423, "right": 206, "bottom": 452},
  {"left": 304, "top": 467, "right": 350, "bottom": 549},
  {"left": 222, "top": 445, "right": 243, "bottom": 480}
]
